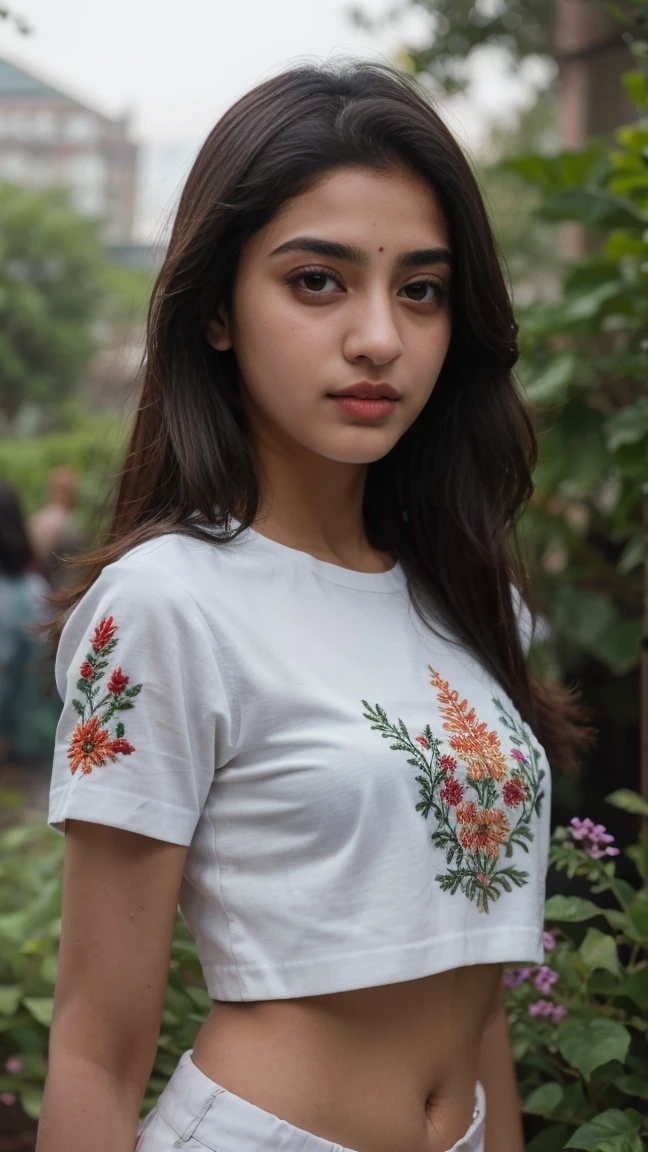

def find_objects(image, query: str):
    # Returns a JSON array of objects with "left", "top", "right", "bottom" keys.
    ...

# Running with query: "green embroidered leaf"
[
  {"left": 115, "top": 701, "right": 135, "bottom": 711},
  {"left": 115, "top": 722, "right": 125, "bottom": 739},
  {"left": 76, "top": 678, "right": 90, "bottom": 692},
  {"left": 72, "top": 699, "right": 85, "bottom": 718},
  {"left": 125, "top": 684, "right": 142, "bottom": 698}
]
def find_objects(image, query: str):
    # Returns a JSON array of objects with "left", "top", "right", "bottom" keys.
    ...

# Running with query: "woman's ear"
[{"left": 206, "top": 308, "right": 232, "bottom": 351}]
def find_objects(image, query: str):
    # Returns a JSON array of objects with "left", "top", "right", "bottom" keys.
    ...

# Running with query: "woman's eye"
[
  {"left": 400, "top": 280, "right": 447, "bottom": 304},
  {"left": 287, "top": 269, "right": 341, "bottom": 295}
]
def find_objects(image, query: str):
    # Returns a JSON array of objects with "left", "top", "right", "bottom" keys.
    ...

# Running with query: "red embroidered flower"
[
  {"left": 510, "top": 749, "right": 526, "bottom": 762},
  {"left": 439, "top": 754, "right": 457, "bottom": 773},
  {"left": 107, "top": 667, "right": 129, "bottom": 695},
  {"left": 503, "top": 779, "right": 527, "bottom": 808},
  {"left": 79, "top": 662, "right": 94, "bottom": 680},
  {"left": 456, "top": 801, "right": 510, "bottom": 860},
  {"left": 110, "top": 738, "right": 135, "bottom": 755},
  {"left": 440, "top": 778, "right": 464, "bottom": 807},
  {"left": 68, "top": 717, "right": 120, "bottom": 776},
  {"left": 415, "top": 736, "right": 430, "bottom": 750},
  {"left": 91, "top": 616, "right": 117, "bottom": 653}
]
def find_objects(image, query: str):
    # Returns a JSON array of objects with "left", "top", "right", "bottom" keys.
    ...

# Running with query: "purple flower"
[
  {"left": 3, "top": 1057, "right": 22, "bottom": 1075},
  {"left": 534, "top": 966, "right": 559, "bottom": 995},
  {"left": 569, "top": 817, "right": 620, "bottom": 858},
  {"left": 503, "top": 966, "right": 533, "bottom": 988},
  {"left": 0, "top": 1092, "right": 17, "bottom": 1106},
  {"left": 528, "top": 999, "right": 566, "bottom": 1023},
  {"left": 510, "top": 749, "right": 526, "bottom": 762},
  {"left": 542, "top": 930, "right": 557, "bottom": 952}
]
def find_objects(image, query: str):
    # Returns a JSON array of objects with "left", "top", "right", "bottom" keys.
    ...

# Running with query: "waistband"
[{"left": 154, "top": 1048, "right": 486, "bottom": 1152}]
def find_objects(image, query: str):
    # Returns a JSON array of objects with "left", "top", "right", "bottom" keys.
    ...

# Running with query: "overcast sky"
[{"left": 0, "top": 0, "right": 549, "bottom": 239}]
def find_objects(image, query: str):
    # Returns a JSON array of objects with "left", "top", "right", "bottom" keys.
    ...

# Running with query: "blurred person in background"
[
  {"left": 0, "top": 482, "right": 60, "bottom": 775},
  {"left": 27, "top": 465, "right": 88, "bottom": 590}
]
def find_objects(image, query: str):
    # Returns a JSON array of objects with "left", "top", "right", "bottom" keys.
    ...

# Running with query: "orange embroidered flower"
[
  {"left": 107, "top": 667, "right": 129, "bottom": 695},
  {"left": 91, "top": 616, "right": 117, "bottom": 653},
  {"left": 428, "top": 667, "right": 508, "bottom": 782},
  {"left": 68, "top": 717, "right": 120, "bottom": 776},
  {"left": 456, "top": 801, "right": 510, "bottom": 859}
]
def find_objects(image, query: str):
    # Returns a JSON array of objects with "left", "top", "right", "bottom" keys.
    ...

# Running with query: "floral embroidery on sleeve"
[
  {"left": 361, "top": 665, "right": 545, "bottom": 913},
  {"left": 67, "top": 615, "right": 142, "bottom": 776}
]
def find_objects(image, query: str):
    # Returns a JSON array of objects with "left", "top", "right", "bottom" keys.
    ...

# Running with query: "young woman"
[{"left": 37, "top": 59, "right": 594, "bottom": 1152}]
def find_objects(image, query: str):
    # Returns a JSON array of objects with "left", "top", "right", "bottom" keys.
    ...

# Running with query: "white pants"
[{"left": 134, "top": 1048, "right": 486, "bottom": 1152}]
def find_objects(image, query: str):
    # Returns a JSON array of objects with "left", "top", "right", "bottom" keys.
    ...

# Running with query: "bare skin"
[
  {"left": 200, "top": 165, "right": 524, "bottom": 1151},
  {"left": 191, "top": 967, "right": 502, "bottom": 1152}
]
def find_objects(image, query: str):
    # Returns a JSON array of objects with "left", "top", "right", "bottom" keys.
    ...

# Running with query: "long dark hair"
[
  {"left": 0, "top": 482, "right": 35, "bottom": 578},
  {"left": 42, "top": 58, "right": 595, "bottom": 774}
]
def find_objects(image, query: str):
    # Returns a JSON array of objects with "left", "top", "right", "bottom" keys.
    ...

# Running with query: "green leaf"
[
  {"left": 557, "top": 1018, "right": 631, "bottom": 1080},
  {"left": 523, "top": 1082, "right": 564, "bottom": 1116},
  {"left": 591, "top": 619, "right": 642, "bottom": 676},
  {"left": 623, "top": 70, "right": 648, "bottom": 109},
  {"left": 606, "top": 790, "right": 648, "bottom": 818},
  {"left": 526, "top": 1124, "right": 571, "bottom": 1152},
  {"left": 626, "top": 901, "right": 648, "bottom": 941},
  {"left": 565, "top": 1108, "right": 642, "bottom": 1150},
  {"left": 579, "top": 928, "right": 621, "bottom": 978},
  {"left": 545, "top": 894, "right": 602, "bottom": 922},
  {"left": 611, "top": 1073, "right": 648, "bottom": 1100},
  {"left": 22, "top": 996, "right": 54, "bottom": 1027},
  {"left": 19, "top": 1088, "right": 43, "bottom": 1121},
  {"left": 524, "top": 352, "right": 577, "bottom": 406},
  {"left": 0, "top": 985, "right": 21, "bottom": 1015}
]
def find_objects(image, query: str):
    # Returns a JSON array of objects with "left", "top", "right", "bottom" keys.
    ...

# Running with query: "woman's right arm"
[{"left": 36, "top": 819, "right": 189, "bottom": 1152}]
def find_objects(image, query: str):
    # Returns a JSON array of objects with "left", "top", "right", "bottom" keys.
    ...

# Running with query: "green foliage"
[
  {"left": 506, "top": 793, "right": 648, "bottom": 1150},
  {"left": 0, "top": 411, "right": 130, "bottom": 541},
  {"left": 497, "top": 71, "right": 648, "bottom": 682},
  {"left": 0, "top": 811, "right": 209, "bottom": 1122},
  {"left": 348, "top": 0, "right": 555, "bottom": 96},
  {"left": 1, "top": 792, "right": 646, "bottom": 1143},
  {"left": 0, "top": 182, "right": 108, "bottom": 424}
]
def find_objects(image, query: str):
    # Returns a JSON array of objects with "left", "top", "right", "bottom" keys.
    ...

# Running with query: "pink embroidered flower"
[
  {"left": 107, "top": 667, "right": 129, "bottom": 695},
  {"left": 502, "top": 779, "right": 526, "bottom": 808},
  {"left": 439, "top": 754, "right": 457, "bottom": 773},
  {"left": 440, "top": 777, "right": 464, "bottom": 807},
  {"left": 91, "top": 616, "right": 117, "bottom": 652},
  {"left": 510, "top": 749, "right": 526, "bottom": 762},
  {"left": 456, "top": 801, "right": 510, "bottom": 859},
  {"left": 79, "top": 662, "right": 94, "bottom": 680}
]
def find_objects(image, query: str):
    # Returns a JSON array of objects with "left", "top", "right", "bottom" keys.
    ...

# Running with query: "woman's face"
[{"left": 208, "top": 164, "right": 452, "bottom": 468}]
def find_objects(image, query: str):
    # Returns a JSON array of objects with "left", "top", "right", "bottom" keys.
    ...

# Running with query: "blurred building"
[{"left": 0, "top": 54, "right": 138, "bottom": 242}]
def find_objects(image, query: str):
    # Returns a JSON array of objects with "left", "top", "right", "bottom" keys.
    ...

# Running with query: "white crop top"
[{"left": 48, "top": 519, "right": 551, "bottom": 1001}]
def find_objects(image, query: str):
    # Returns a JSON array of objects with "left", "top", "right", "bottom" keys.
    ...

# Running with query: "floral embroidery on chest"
[
  {"left": 67, "top": 615, "right": 142, "bottom": 776},
  {"left": 361, "top": 666, "right": 545, "bottom": 912}
]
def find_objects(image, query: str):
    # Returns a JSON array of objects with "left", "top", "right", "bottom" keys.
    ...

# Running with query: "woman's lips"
[{"left": 327, "top": 396, "right": 397, "bottom": 420}]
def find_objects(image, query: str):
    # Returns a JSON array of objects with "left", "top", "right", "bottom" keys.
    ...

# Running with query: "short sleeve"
[{"left": 47, "top": 558, "right": 238, "bottom": 846}]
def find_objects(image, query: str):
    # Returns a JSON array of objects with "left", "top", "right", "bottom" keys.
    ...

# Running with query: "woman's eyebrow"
[{"left": 268, "top": 236, "right": 453, "bottom": 271}]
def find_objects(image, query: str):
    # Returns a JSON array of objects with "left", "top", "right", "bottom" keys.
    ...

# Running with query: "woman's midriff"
[{"left": 190, "top": 963, "right": 502, "bottom": 1152}]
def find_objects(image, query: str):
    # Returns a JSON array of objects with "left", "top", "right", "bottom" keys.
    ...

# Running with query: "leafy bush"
[
  {"left": 508, "top": 791, "right": 648, "bottom": 1151},
  {"left": 1, "top": 790, "right": 646, "bottom": 1150},
  {"left": 0, "top": 410, "right": 129, "bottom": 543}
]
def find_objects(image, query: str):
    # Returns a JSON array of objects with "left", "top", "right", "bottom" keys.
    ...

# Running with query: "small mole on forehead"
[{"left": 378, "top": 246, "right": 384, "bottom": 251}]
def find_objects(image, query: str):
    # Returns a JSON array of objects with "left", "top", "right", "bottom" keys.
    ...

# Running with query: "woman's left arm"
[{"left": 477, "top": 980, "right": 524, "bottom": 1152}]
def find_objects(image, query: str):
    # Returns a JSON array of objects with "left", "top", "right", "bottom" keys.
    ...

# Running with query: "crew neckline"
[{"left": 227, "top": 515, "right": 407, "bottom": 592}]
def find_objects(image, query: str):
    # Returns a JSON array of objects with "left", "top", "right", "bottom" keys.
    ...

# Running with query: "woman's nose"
[{"left": 342, "top": 290, "right": 404, "bottom": 366}]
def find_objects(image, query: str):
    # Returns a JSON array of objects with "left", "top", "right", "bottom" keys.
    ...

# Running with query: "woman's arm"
[
  {"left": 477, "top": 980, "right": 525, "bottom": 1152},
  {"left": 36, "top": 820, "right": 188, "bottom": 1152}
]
